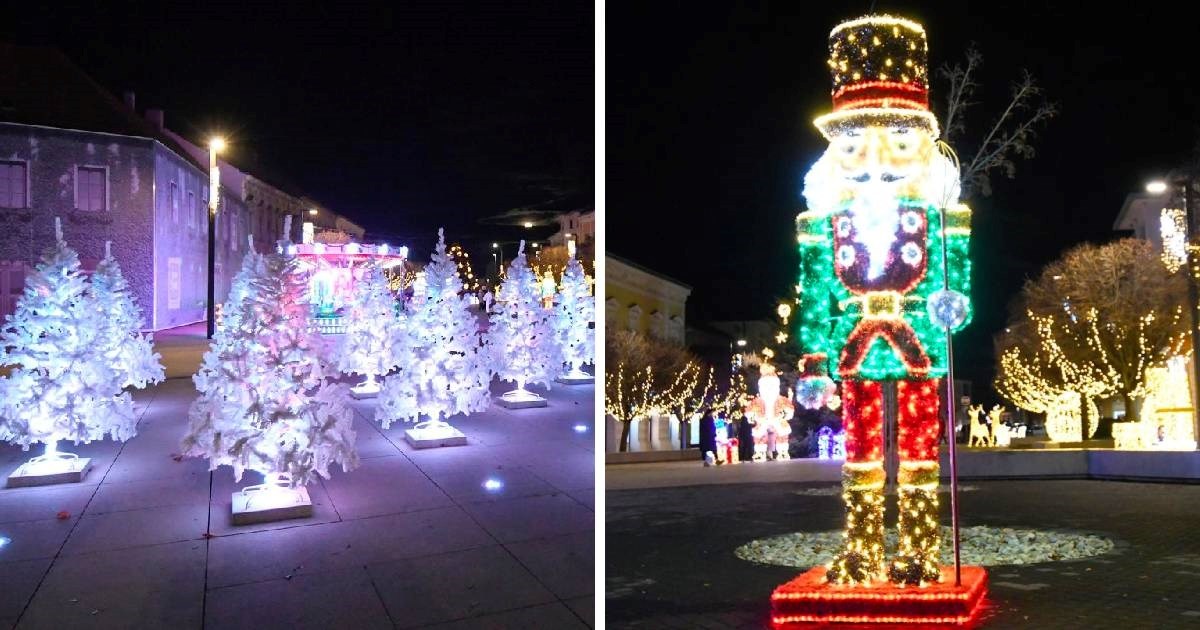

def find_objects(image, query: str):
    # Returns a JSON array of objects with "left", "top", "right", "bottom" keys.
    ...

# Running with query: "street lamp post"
[
  {"left": 1149, "top": 174, "right": 1200, "bottom": 446},
  {"left": 206, "top": 137, "right": 225, "bottom": 340}
]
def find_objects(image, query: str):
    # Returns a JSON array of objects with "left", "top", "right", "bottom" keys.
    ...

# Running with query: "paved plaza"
[
  {"left": 606, "top": 462, "right": 1200, "bottom": 629},
  {"left": 0, "top": 372, "right": 595, "bottom": 629}
]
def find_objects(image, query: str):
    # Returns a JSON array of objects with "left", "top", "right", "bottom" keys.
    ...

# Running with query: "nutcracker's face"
[{"left": 827, "top": 123, "right": 936, "bottom": 202}]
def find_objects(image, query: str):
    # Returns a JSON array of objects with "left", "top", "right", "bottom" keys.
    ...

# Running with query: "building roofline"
[{"left": 606, "top": 252, "right": 693, "bottom": 290}]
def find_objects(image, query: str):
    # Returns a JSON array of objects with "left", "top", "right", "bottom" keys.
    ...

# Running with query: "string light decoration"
[
  {"left": 996, "top": 240, "right": 1189, "bottom": 442},
  {"left": 446, "top": 243, "right": 480, "bottom": 293},
  {"left": 795, "top": 11, "right": 969, "bottom": 583},
  {"left": 1114, "top": 356, "right": 1197, "bottom": 449},
  {"left": 775, "top": 13, "right": 987, "bottom": 625},
  {"left": 1160, "top": 208, "right": 1187, "bottom": 273}
]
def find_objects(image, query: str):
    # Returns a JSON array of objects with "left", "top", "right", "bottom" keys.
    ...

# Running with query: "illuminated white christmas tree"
[
  {"left": 554, "top": 242, "right": 595, "bottom": 383},
  {"left": 376, "top": 228, "right": 490, "bottom": 446},
  {"left": 0, "top": 219, "right": 134, "bottom": 483},
  {"left": 487, "top": 240, "right": 560, "bottom": 406},
  {"left": 182, "top": 219, "right": 358, "bottom": 491},
  {"left": 91, "top": 241, "right": 164, "bottom": 390},
  {"left": 336, "top": 260, "right": 399, "bottom": 397}
]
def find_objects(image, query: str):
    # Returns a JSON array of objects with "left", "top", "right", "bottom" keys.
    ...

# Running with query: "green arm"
[
  {"left": 943, "top": 203, "right": 973, "bottom": 332},
  {"left": 795, "top": 210, "right": 835, "bottom": 356}
]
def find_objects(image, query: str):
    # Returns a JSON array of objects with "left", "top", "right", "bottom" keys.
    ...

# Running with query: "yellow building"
[{"left": 605, "top": 253, "right": 691, "bottom": 344}]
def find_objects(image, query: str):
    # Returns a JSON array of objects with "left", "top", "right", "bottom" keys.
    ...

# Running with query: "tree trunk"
[
  {"left": 1080, "top": 396, "right": 1089, "bottom": 443},
  {"left": 620, "top": 419, "right": 632, "bottom": 452},
  {"left": 679, "top": 420, "right": 690, "bottom": 449},
  {"left": 1123, "top": 391, "right": 1140, "bottom": 424}
]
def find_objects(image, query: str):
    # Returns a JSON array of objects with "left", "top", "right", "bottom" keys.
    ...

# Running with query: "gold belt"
[{"left": 840, "top": 291, "right": 918, "bottom": 319}]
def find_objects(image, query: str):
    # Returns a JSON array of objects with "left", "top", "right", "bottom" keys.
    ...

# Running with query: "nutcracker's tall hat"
[{"left": 814, "top": 15, "right": 940, "bottom": 140}]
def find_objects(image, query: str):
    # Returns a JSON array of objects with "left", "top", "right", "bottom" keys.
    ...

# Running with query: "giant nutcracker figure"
[{"left": 795, "top": 14, "right": 972, "bottom": 588}]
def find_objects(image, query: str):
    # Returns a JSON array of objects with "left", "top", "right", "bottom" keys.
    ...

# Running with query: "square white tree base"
[
  {"left": 405, "top": 424, "right": 468, "bottom": 449},
  {"left": 555, "top": 373, "right": 594, "bottom": 384},
  {"left": 496, "top": 389, "right": 549, "bottom": 409},
  {"left": 349, "top": 388, "right": 380, "bottom": 400},
  {"left": 7, "top": 457, "right": 93, "bottom": 488},
  {"left": 231, "top": 486, "right": 313, "bottom": 525}
]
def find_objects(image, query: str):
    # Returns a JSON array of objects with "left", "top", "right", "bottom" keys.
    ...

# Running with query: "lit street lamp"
[
  {"left": 206, "top": 136, "right": 224, "bottom": 340},
  {"left": 1148, "top": 175, "right": 1200, "bottom": 443}
]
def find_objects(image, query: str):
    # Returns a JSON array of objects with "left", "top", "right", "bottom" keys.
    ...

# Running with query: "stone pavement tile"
[
  {"left": 424, "top": 602, "right": 589, "bottom": 629},
  {"left": 0, "top": 518, "right": 76, "bottom": 562},
  {"left": 426, "top": 465, "right": 558, "bottom": 504},
  {"left": 319, "top": 455, "right": 453, "bottom": 519},
  {"left": 565, "top": 596, "right": 594, "bottom": 628},
  {"left": 505, "top": 531, "right": 594, "bottom": 600},
  {"left": 206, "top": 468, "right": 341, "bottom": 536},
  {"left": 0, "top": 483, "right": 96, "bottom": 524},
  {"left": 401, "top": 442, "right": 511, "bottom": 476},
  {"left": 61, "top": 503, "right": 208, "bottom": 556},
  {"left": 524, "top": 452, "right": 596, "bottom": 492},
  {"left": 101, "top": 436, "right": 211, "bottom": 485},
  {"left": 367, "top": 545, "right": 557, "bottom": 628},
  {"left": 461, "top": 493, "right": 594, "bottom": 543},
  {"left": 0, "top": 557, "right": 51, "bottom": 620},
  {"left": 206, "top": 506, "right": 493, "bottom": 588},
  {"left": 205, "top": 566, "right": 392, "bottom": 630},
  {"left": 352, "top": 423, "right": 404, "bottom": 460},
  {"left": 86, "top": 471, "right": 209, "bottom": 515},
  {"left": 567, "top": 487, "right": 595, "bottom": 510},
  {"left": 18, "top": 539, "right": 205, "bottom": 629}
]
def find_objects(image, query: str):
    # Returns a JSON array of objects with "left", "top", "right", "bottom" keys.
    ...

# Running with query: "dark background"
[
  {"left": 2, "top": 1, "right": 594, "bottom": 262},
  {"left": 607, "top": 0, "right": 1200, "bottom": 400}
]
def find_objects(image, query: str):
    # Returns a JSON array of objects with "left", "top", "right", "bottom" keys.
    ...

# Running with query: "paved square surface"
[
  {"left": 0, "top": 373, "right": 595, "bottom": 629},
  {"left": 605, "top": 464, "right": 1200, "bottom": 629}
]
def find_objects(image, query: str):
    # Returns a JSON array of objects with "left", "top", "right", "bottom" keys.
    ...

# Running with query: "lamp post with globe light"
[{"left": 1147, "top": 175, "right": 1200, "bottom": 444}]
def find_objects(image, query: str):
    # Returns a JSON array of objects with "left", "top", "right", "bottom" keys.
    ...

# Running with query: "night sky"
[
  {"left": 3, "top": 2, "right": 593, "bottom": 264},
  {"left": 608, "top": 1, "right": 1200, "bottom": 400}
]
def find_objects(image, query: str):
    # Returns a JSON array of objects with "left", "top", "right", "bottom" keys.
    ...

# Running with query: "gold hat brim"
[{"left": 814, "top": 108, "right": 940, "bottom": 140}]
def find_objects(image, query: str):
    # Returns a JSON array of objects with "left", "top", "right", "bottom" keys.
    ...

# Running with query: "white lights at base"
[
  {"left": 6, "top": 442, "right": 93, "bottom": 488},
  {"left": 230, "top": 472, "right": 314, "bottom": 525},
  {"left": 404, "top": 419, "right": 468, "bottom": 449},
  {"left": 497, "top": 383, "right": 549, "bottom": 409},
  {"left": 574, "top": 424, "right": 588, "bottom": 433},
  {"left": 483, "top": 478, "right": 504, "bottom": 491},
  {"left": 0, "top": 536, "right": 10, "bottom": 549}
]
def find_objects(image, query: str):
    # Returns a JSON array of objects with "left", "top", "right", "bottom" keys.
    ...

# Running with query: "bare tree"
[
  {"left": 660, "top": 363, "right": 719, "bottom": 450},
  {"left": 938, "top": 44, "right": 1058, "bottom": 199},
  {"left": 996, "top": 240, "right": 1188, "bottom": 438},
  {"left": 604, "top": 329, "right": 694, "bottom": 451}
]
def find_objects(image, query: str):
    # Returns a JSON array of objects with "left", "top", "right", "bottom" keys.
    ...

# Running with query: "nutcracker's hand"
[{"left": 927, "top": 289, "right": 969, "bottom": 329}]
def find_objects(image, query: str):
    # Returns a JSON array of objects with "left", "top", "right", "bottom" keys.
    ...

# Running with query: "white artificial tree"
[
  {"left": 554, "top": 241, "right": 595, "bottom": 382},
  {"left": 487, "top": 240, "right": 561, "bottom": 404},
  {"left": 91, "top": 241, "right": 164, "bottom": 390},
  {"left": 0, "top": 218, "right": 135, "bottom": 474},
  {"left": 182, "top": 218, "right": 358, "bottom": 491},
  {"left": 336, "top": 259, "right": 399, "bottom": 397},
  {"left": 376, "top": 228, "right": 491, "bottom": 442}
]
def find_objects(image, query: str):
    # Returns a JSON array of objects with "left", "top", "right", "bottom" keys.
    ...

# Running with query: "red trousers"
[{"left": 842, "top": 379, "right": 941, "bottom": 464}]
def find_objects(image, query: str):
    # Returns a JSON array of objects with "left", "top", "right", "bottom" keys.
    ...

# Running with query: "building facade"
[
  {"left": 0, "top": 44, "right": 364, "bottom": 331},
  {"left": 605, "top": 253, "right": 690, "bottom": 344}
]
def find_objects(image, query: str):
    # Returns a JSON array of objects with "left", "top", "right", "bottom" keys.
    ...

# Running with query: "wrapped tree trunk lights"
[{"left": 771, "top": 15, "right": 987, "bottom": 625}]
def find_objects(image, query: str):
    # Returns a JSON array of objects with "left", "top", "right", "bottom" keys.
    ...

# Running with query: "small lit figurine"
[
  {"left": 744, "top": 363, "right": 794, "bottom": 461},
  {"left": 988, "top": 405, "right": 1008, "bottom": 447}
]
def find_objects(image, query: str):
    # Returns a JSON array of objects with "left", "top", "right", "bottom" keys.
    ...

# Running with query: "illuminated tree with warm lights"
[
  {"left": 996, "top": 239, "right": 1188, "bottom": 439},
  {"left": 182, "top": 229, "right": 359, "bottom": 487},
  {"left": 604, "top": 329, "right": 693, "bottom": 451},
  {"left": 660, "top": 362, "right": 718, "bottom": 449},
  {"left": 447, "top": 243, "right": 480, "bottom": 293}
]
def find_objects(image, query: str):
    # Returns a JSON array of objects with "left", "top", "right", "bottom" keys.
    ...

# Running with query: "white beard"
[{"left": 848, "top": 185, "right": 901, "bottom": 280}]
